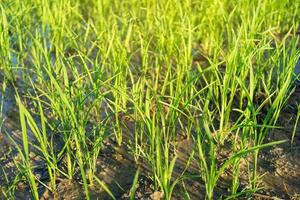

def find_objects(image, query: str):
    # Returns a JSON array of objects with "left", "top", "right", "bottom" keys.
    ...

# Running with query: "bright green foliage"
[{"left": 0, "top": 0, "right": 299, "bottom": 199}]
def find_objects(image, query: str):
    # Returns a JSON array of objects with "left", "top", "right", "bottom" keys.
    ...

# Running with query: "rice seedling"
[
  {"left": 0, "top": 0, "right": 299, "bottom": 199},
  {"left": 292, "top": 103, "right": 300, "bottom": 144}
]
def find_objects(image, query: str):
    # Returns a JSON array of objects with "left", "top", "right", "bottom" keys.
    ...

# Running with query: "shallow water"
[{"left": 294, "top": 59, "right": 300, "bottom": 83}]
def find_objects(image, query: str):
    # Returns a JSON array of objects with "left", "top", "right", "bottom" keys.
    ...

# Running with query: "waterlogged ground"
[{"left": 0, "top": 71, "right": 300, "bottom": 199}]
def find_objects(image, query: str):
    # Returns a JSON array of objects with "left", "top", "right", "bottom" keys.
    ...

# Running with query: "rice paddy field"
[{"left": 0, "top": 0, "right": 300, "bottom": 199}]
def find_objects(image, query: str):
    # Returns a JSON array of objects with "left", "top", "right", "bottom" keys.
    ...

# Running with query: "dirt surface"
[{"left": 256, "top": 87, "right": 300, "bottom": 200}]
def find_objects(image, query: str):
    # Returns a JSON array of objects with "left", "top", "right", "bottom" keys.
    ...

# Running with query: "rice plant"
[{"left": 0, "top": 0, "right": 299, "bottom": 199}]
